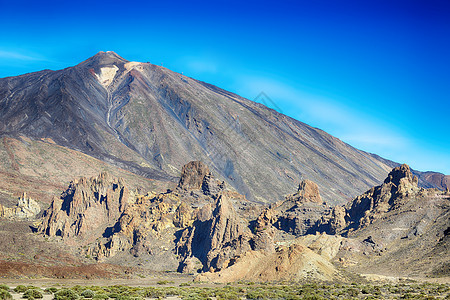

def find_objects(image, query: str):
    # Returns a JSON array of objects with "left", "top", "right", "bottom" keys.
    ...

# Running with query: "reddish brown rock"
[{"left": 285, "top": 179, "right": 322, "bottom": 204}]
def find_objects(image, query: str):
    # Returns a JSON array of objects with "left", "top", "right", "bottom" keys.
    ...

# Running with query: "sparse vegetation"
[
  {"left": 54, "top": 289, "right": 78, "bottom": 300},
  {"left": 14, "top": 286, "right": 29, "bottom": 293},
  {"left": 156, "top": 280, "right": 175, "bottom": 285},
  {"left": 3, "top": 281, "right": 449, "bottom": 300},
  {"left": 0, "top": 286, "right": 9, "bottom": 292},
  {"left": 45, "top": 288, "right": 58, "bottom": 294},
  {"left": 80, "top": 290, "right": 95, "bottom": 299},
  {"left": 23, "top": 289, "right": 43, "bottom": 299},
  {"left": 0, "top": 290, "right": 12, "bottom": 300}
]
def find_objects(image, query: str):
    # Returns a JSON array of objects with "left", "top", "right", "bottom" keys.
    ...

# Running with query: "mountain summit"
[{"left": 0, "top": 52, "right": 446, "bottom": 204}]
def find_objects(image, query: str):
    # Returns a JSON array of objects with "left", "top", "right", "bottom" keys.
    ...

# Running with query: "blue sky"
[{"left": 1, "top": 0, "right": 449, "bottom": 174}]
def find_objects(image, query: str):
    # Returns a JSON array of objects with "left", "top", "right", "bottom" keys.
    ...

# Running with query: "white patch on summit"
[
  {"left": 95, "top": 65, "right": 119, "bottom": 88},
  {"left": 125, "top": 61, "right": 144, "bottom": 71}
]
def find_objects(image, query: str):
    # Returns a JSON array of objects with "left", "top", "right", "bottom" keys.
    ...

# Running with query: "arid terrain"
[{"left": 0, "top": 52, "right": 448, "bottom": 288}]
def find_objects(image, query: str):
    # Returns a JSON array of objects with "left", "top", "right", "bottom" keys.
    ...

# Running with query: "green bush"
[
  {"left": 23, "top": 290, "right": 43, "bottom": 299},
  {"left": 0, "top": 290, "right": 12, "bottom": 300},
  {"left": 14, "top": 286, "right": 28, "bottom": 293},
  {"left": 45, "top": 288, "right": 59, "bottom": 294},
  {"left": 347, "top": 288, "right": 359, "bottom": 297},
  {"left": 80, "top": 290, "right": 95, "bottom": 299},
  {"left": 179, "top": 283, "right": 191, "bottom": 287},
  {"left": 92, "top": 294, "right": 108, "bottom": 300},
  {"left": 116, "top": 296, "right": 142, "bottom": 300},
  {"left": 54, "top": 289, "right": 79, "bottom": 300},
  {"left": 156, "top": 280, "right": 174, "bottom": 285},
  {"left": 0, "top": 286, "right": 9, "bottom": 292},
  {"left": 246, "top": 290, "right": 267, "bottom": 299}
]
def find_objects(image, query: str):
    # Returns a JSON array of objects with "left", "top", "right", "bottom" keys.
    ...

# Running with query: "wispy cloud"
[
  {"left": 235, "top": 75, "right": 450, "bottom": 173},
  {"left": 234, "top": 75, "right": 410, "bottom": 155},
  {"left": 0, "top": 50, "right": 46, "bottom": 61}
]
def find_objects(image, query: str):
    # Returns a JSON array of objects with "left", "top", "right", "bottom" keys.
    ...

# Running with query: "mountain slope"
[{"left": 0, "top": 51, "right": 440, "bottom": 204}]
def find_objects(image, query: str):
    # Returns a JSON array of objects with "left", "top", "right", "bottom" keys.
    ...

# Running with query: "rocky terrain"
[{"left": 2, "top": 161, "right": 437, "bottom": 282}]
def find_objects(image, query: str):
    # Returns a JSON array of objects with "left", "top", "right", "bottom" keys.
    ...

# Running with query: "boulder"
[
  {"left": 178, "top": 161, "right": 210, "bottom": 190},
  {"left": 285, "top": 179, "right": 323, "bottom": 204}
]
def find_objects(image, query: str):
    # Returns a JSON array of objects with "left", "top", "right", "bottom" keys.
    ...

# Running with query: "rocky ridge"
[
  {"left": 38, "top": 172, "right": 130, "bottom": 245},
  {"left": 315, "top": 164, "right": 425, "bottom": 235},
  {"left": 32, "top": 161, "right": 450, "bottom": 280}
]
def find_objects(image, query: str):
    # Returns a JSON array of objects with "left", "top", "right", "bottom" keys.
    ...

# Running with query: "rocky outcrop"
[
  {"left": 175, "top": 180, "right": 329, "bottom": 274},
  {"left": 315, "top": 164, "right": 425, "bottom": 235},
  {"left": 178, "top": 161, "right": 211, "bottom": 190},
  {"left": 315, "top": 205, "right": 347, "bottom": 234},
  {"left": 177, "top": 160, "right": 225, "bottom": 196},
  {"left": 176, "top": 194, "right": 256, "bottom": 273},
  {"left": 285, "top": 180, "right": 323, "bottom": 204},
  {"left": 38, "top": 172, "right": 130, "bottom": 244},
  {"left": 85, "top": 191, "right": 191, "bottom": 268},
  {"left": 345, "top": 164, "right": 420, "bottom": 231},
  {"left": 252, "top": 180, "right": 328, "bottom": 236},
  {"left": 0, "top": 192, "right": 40, "bottom": 220}
]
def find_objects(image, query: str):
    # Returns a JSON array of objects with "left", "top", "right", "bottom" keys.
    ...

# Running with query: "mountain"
[{"left": 0, "top": 51, "right": 447, "bottom": 205}]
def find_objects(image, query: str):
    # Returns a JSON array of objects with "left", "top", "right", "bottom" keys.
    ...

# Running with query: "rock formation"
[
  {"left": 0, "top": 192, "right": 40, "bottom": 220},
  {"left": 315, "top": 164, "right": 423, "bottom": 234},
  {"left": 85, "top": 191, "right": 188, "bottom": 270},
  {"left": 176, "top": 194, "right": 255, "bottom": 273},
  {"left": 178, "top": 161, "right": 211, "bottom": 190},
  {"left": 285, "top": 180, "right": 323, "bottom": 204},
  {"left": 252, "top": 180, "right": 328, "bottom": 236},
  {"left": 32, "top": 162, "right": 450, "bottom": 280},
  {"left": 38, "top": 172, "right": 130, "bottom": 244},
  {"left": 325, "top": 165, "right": 450, "bottom": 278}
]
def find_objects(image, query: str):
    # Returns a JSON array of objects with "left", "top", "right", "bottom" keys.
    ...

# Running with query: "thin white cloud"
[
  {"left": 235, "top": 75, "right": 450, "bottom": 173},
  {"left": 234, "top": 74, "right": 409, "bottom": 152},
  {"left": 0, "top": 50, "right": 46, "bottom": 61}
]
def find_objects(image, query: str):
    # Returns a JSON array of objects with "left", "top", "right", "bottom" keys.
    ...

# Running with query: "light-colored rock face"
[
  {"left": 125, "top": 61, "right": 144, "bottom": 71},
  {"left": 197, "top": 240, "right": 342, "bottom": 283},
  {"left": 95, "top": 65, "right": 119, "bottom": 87},
  {"left": 0, "top": 192, "right": 40, "bottom": 220}
]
